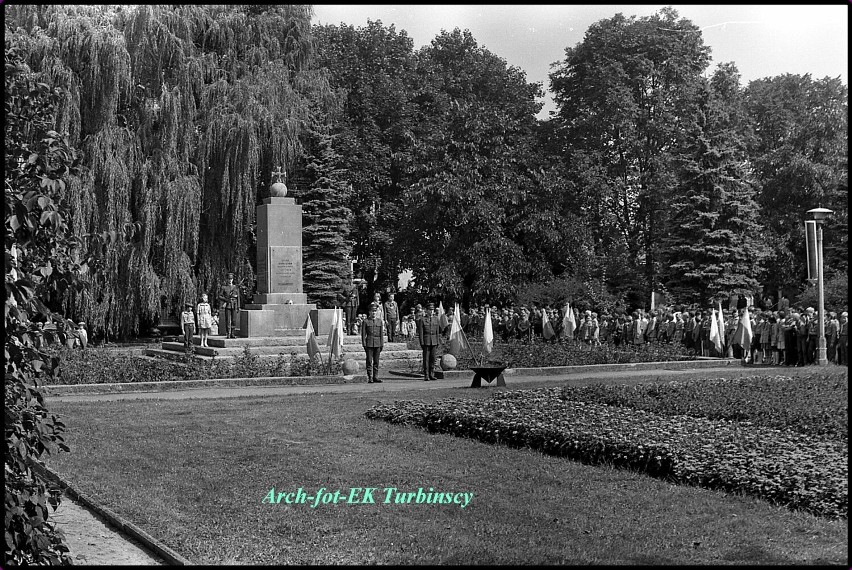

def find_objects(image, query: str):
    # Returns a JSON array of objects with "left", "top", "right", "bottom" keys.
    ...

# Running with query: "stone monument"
[{"left": 239, "top": 168, "right": 316, "bottom": 336}]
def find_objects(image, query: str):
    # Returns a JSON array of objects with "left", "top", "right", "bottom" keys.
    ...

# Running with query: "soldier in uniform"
[
  {"left": 417, "top": 301, "right": 447, "bottom": 381},
  {"left": 361, "top": 302, "right": 385, "bottom": 383},
  {"left": 344, "top": 283, "right": 360, "bottom": 335},
  {"left": 383, "top": 292, "right": 400, "bottom": 342},
  {"left": 218, "top": 272, "right": 240, "bottom": 339}
]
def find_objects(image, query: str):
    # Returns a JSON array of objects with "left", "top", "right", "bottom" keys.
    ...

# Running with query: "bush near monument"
[
  {"left": 44, "top": 346, "right": 342, "bottom": 385},
  {"left": 366, "top": 372, "right": 848, "bottom": 519}
]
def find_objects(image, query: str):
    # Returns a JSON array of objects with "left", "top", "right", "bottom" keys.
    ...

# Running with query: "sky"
[{"left": 312, "top": 4, "right": 849, "bottom": 120}]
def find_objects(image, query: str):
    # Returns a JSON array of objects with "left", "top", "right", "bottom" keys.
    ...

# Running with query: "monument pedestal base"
[{"left": 240, "top": 303, "right": 316, "bottom": 337}]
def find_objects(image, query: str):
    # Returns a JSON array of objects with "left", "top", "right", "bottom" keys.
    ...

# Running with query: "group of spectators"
[
  {"left": 348, "top": 292, "right": 849, "bottom": 367},
  {"left": 25, "top": 319, "right": 89, "bottom": 350}
]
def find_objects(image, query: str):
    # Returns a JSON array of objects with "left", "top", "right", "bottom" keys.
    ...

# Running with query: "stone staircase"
[{"left": 144, "top": 331, "right": 422, "bottom": 366}]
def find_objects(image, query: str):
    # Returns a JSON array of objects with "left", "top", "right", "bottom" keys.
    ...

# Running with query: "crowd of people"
[{"left": 346, "top": 293, "right": 849, "bottom": 368}]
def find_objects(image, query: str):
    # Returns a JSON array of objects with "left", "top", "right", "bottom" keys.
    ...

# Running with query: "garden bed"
[
  {"left": 43, "top": 346, "right": 342, "bottom": 385},
  {"left": 449, "top": 338, "right": 698, "bottom": 369},
  {"left": 366, "top": 371, "right": 848, "bottom": 519}
]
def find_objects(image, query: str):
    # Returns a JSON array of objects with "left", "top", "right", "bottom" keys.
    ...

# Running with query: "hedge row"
[
  {"left": 366, "top": 387, "right": 847, "bottom": 518},
  {"left": 453, "top": 339, "right": 696, "bottom": 369},
  {"left": 45, "top": 346, "right": 340, "bottom": 385}
]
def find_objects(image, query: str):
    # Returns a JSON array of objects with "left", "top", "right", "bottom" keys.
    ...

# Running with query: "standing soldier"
[
  {"left": 344, "top": 282, "right": 360, "bottom": 335},
  {"left": 218, "top": 272, "right": 240, "bottom": 339},
  {"left": 417, "top": 301, "right": 447, "bottom": 381},
  {"left": 383, "top": 292, "right": 400, "bottom": 342},
  {"left": 361, "top": 302, "right": 385, "bottom": 383}
]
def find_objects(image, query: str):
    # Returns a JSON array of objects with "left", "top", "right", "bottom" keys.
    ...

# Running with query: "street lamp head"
[{"left": 807, "top": 207, "right": 833, "bottom": 222}]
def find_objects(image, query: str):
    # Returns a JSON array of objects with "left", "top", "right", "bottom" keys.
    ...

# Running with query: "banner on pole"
[{"left": 805, "top": 220, "right": 818, "bottom": 283}]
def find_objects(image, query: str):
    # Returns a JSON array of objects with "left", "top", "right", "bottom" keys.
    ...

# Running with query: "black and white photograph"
[{"left": 4, "top": 3, "right": 847, "bottom": 565}]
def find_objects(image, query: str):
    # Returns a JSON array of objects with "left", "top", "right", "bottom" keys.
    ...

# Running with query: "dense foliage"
[
  {"left": 5, "top": 5, "right": 331, "bottom": 338},
  {"left": 43, "top": 346, "right": 342, "bottom": 385},
  {"left": 5, "top": 37, "right": 79, "bottom": 564},
  {"left": 4, "top": 6, "right": 848, "bottom": 336},
  {"left": 452, "top": 339, "right": 695, "bottom": 369},
  {"left": 366, "top": 373, "right": 848, "bottom": 519}
]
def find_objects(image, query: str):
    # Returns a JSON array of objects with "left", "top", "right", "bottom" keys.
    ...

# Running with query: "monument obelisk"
[{"left": 239, "top": 168, "right": 316, "bottom": 336}]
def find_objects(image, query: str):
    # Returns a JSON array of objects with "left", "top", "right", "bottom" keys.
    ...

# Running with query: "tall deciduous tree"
[
  {"left": 743, "top": 73, "right": 848, "bottom": 296},
  {"left": 549, "top": 7, "right": 711, "bottom": 297},
  {"left": 5, "top": 5, "right": 329, "bottom": 338},
  {"left": 402, "top": 29, "right": 545, "bottom": 305},
  {"left": 312, "top": 20, "right": 419, "bottom": 298},
  {"left": 661, "top": 63, "right": 769, "bottom": 305}
]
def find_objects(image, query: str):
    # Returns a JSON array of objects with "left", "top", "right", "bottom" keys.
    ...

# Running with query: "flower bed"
[
  {"left": 44, "top": 346, "right": 340, "bottom": 385},
  {"left": 556, "top": 372, "right": 848, "bottom": 441},
  {"left": 366, "top": 382, "right": 848, "bottom": 518},
  {"left": 452, "top": 339, "right": 696, "bottom": 369}
]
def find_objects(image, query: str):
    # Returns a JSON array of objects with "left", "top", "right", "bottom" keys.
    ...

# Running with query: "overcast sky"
[{"left": 312, "top": 4, "right": 849, "bottom": 120}]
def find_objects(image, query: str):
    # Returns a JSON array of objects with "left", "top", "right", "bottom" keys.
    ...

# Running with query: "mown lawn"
[{"left": 46, "top": 372, "right": 848, "bottom": 565}]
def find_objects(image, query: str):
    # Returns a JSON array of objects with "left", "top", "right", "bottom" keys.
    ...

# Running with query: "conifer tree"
[
  {"left": 298, "top": 127, "right": 352, "bottom": 308},
  {"left": 661, "top": 64, "right": 769, "bottom": 305}
]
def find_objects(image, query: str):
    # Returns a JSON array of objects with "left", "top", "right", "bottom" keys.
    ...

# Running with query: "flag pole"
[{"left": 459, "top": 325, "right": 480, "bottom": 366}]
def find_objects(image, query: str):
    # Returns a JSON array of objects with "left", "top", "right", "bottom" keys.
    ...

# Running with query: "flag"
[
  {"left": 717, "top": 301, "right": 726, "bottom": 349},
  {"left": 448, "top": 302, "right": 469, "bottom": 356},
  {"left": 335, "top": 307, "right": 345, "bottom": 357},
  {"left": 561, "top": 302, "right": 576, "bottom": 339},
  {"left": 482, "top": 307, "right": 494, "bottom": 354},
  {"left": 741, "top": 306, "right": 753, "bottom": 349},
  {"left": 733, "top": 306, "right": 753, "bottom": 358},
  {"left": 327, "top": 307, "right": 344, "bottom": 364},
  {"left": 305, "top": 317, "right": 320, "bottom": 361},
  {"left": 437, "top": 301, "right": 449, "bottom": 330},
  {"left": 650, "top": 290, "right": 655, "bottom": 311},
  {"left": 541, "top": 308, "right": 555, "bottom": 340},
  {"left": 709, "top": 309, "right": 722, "bottom": 353}
]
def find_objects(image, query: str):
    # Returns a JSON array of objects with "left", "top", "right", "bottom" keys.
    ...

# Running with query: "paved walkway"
[
  {"left": 51, "top": 495, "right": 165, "bottom": 565},
  {"left": 48, "top": 366, "right": 752, "bottom": 403}
]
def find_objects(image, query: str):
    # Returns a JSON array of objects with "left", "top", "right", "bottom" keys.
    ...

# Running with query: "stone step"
[
  {"left": 144, "top": 347, "right": 423, "bottom": 363},
  {"left": 180, "top": 335, "right": 410, "bottom": 348}
]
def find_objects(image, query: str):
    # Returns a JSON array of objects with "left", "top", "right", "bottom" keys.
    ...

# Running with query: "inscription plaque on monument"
[{"left": 264, "top": 246, "right": 302, "bottom": 293}]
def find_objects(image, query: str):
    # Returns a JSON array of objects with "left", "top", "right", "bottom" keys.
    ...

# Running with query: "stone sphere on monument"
[
  {"left": 440, "top": 354, "right": 457, "bottom": 370},
  {"left": 269, "top": 180, "right": 288, "bottom": 197}
]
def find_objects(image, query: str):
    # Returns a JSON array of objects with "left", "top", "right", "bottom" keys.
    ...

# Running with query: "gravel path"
[{"left": 51, "top": 495, "right": 165, "bottom": 565}]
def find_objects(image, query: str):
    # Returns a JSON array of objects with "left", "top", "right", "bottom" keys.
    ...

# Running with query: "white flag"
[
  {"left": 717, "top": 301, "right": 726, "bottom": 349},
  {"left": 561, "top": 302, "right": 576, "bottom": 339},
  {"left": 709, "top": 309, "right": 722, "bottom": 353},
  {"left": 482, "top": 307, "right": 494, "bottom": 354},
  {"left": 448, "top": 302, "right": 469, "bottom": 356},
  {"left": 327, "top": 307, "right": 344, "bottom": 362}
]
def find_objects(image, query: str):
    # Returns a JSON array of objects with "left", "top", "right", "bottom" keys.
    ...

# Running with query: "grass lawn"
[{"left": 46, "top": 371, "right": 848, "bottom": 564}]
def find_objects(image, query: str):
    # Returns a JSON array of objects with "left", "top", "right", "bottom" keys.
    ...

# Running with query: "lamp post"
[{"left": 807, "top": 207, "right": 833, "bottom": 366}]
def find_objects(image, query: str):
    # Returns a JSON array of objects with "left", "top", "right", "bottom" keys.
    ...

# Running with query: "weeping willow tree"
[{"left": 6, "top": 5, "right": 335, "bottom": 339}]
